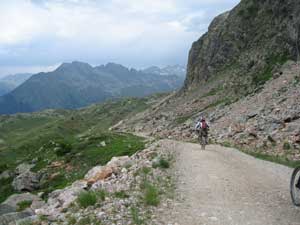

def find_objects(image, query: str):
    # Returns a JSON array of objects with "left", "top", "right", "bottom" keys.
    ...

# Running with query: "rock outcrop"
[
  {"left": 34, "top": 142, "right": 173, "bottom": 224},
  {"left": 12, "top": 171, "right": 40, "bottom": 192},
  {"left": 184, "top": 0, "right": 300, "bottom": 92},
  {"left": 0, "top": 193, "right": 44, "bottom": 225}
]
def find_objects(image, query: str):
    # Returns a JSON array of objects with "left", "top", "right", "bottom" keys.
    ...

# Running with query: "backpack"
[{"left": 201, "top": 121, "right": 208, "bottom": 129}]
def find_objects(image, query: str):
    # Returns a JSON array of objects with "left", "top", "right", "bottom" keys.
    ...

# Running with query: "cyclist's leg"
[
  {"left": 197, "top": 130, "right": 201, "bottom": 143},
  {"left": 203, "top": 130, "right": 208, "bottom": 145},
  {"left": 200, "top": 132, "right": 203, "bottom": 144},
  {"left": 199, "top": 131, "right": 204, "bottom": 145}
]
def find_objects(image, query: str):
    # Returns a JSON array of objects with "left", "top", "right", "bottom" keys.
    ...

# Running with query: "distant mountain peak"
[
  {"left": 105, "top": 62, "right": 128, "bottom": 70},
  {"left": 56, "top": 61, "right": 94, "bottom": 73},
  {"left": 142, "top": 65, "right": 186, "bottom": 77}
]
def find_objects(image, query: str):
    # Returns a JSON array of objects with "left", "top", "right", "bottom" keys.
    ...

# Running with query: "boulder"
[
  {"left": 84, "top": 156, "right": 134, "bottom": 185},
  {"left": 84, "top": 166, "right": 103, "bottom": 180},
  {"left": 293, "top": 132, "right": 300, "bottom": 144},
  {"left": 12, "top": 171, "right": 40, "bottom": 192},
  {"left": 15, "top": 216, "right": 38, "bottom": 225},
  {"left": 85, "top": 166, "right": 114, "bottom": 185},
  {"left": 0, "top": 205, "right": 15, "bottom": 216},
  {"left": 14, "top": 164, "right": 34, "bottom": 175},
  {"left": 107, "top": 156, "right": 133, "bottom": 169},
  {"left": 35, "top": 180, "right": 87, "bottom": 219},
  {"left": 2, "top": 193, "right": 44, "bottom": 211},
  {"left": 0, "top": 212, "right": 32, "bottom": 225},
  {"left": 0, "top": 171, "right": 13, "bottom": 180}
]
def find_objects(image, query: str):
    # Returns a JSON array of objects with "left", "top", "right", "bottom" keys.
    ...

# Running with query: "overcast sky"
[{"left": 0, "top": 0, "right": 240, "bottom": 77}]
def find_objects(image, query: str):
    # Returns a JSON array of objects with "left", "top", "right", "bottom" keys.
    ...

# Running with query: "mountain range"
[
  {"left": 142, "top": 65, "right": 186, "bottom": 77},
  {"left": 0, "top": 62, "right": 185, "bottom": 114}
]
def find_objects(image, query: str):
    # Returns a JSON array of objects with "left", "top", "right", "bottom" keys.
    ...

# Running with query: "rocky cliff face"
[{"left": 184, "top": 0, "right": 300, "bottom": 91}]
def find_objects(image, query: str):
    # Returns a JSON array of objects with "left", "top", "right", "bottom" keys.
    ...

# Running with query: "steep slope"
[
  {"left": 0, "top": 62, "right": 184, "bottom": 114},
  {"left": 184, "top": 0, "right": 300, "bottom": 94}
]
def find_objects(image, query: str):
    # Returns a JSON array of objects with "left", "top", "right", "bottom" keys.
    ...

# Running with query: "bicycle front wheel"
[{"left": 290, "top": 167, "right": 300, "bottom": 207}]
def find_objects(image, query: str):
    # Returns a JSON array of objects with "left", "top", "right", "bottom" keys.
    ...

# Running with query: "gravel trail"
[{"left": 159, "top": 140, "right": 300, "bottom": 225}]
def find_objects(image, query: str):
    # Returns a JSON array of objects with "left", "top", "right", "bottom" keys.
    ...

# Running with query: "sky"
[{"left": 0, "top": 0, "right": 240, "bottom": 77}]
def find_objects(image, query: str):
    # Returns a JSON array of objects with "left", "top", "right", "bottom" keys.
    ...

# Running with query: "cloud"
[{"left": 0, "top": 0, "right": 240, "bottom": 75}]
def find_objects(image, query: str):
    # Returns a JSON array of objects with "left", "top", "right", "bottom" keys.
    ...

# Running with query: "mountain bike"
[
  {"left": 290, "top": 166, "right": 300, "bottom": 207},
  {"left": 197, "top": 130, "right": 208, "bottom": 150}
]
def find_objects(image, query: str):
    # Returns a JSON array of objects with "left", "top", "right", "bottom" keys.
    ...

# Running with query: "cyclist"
[{"left": 195, "top": 117, "right": 209, "bottom": 145}]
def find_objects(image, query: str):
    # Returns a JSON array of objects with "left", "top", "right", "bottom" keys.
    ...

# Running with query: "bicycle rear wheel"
[
  {"left": 290, "top": 167, "right": 300, "bottom": 207},
  {"left": 201, "top": 136, "right": 206, "bottom": 150}
]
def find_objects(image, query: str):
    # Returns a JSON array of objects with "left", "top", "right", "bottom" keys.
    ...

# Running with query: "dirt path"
[{"left": 159, "top": 140, "right": 300, "bottom": 225}]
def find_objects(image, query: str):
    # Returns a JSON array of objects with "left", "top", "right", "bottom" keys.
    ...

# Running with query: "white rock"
[
  {"left": 84, "top": 166, "right": 103, "bottom": 180},
  {"left": 107, "top": 156, "right": 133, "bottom": 169}
]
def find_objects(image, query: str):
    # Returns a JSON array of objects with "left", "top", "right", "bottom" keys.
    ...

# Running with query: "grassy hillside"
[{"left": 0, "top": 96, "right": 161, "bottom": 203}]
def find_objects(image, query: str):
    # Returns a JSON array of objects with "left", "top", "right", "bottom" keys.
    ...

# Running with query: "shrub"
[
  {"left": 114, "top": 190, "right": 129, "bottom": 199},
  {"left": 144, "top": 183, "right": 160, "bottom": 206},
  {"left": 77, "top": 191, "right": 97, "bottom": 208},
  {"left": 158, "top": 158, "right": 170, "bottom": 169},
  {"left": 152, "top": 157, "right": 170, "bottom": 169},
  {"left": 222, "top": 142, "right": 232, "bottom": 148},
  {"left": 0, "top": 164, "right": 8, "bottom": 173},
  {"left": 95, "top": 189, "right": 106, "bottom": 201},
  {"left": 67, "top": 216, "right": 76, "bottom": 225},
  {"left": 141, "top": 167, "right": 151, "bottom": 174},
  {"left": 283, "top": 142, "right": 291, "bottom": 150},
  {"left": 55, "top": 147, "right": 71, "bottom": 157},
  {"left": 252, "top": 54, "right": 289, "bottom": 86},
  {"left": 55, "top": 142, "right": 72, "bottom": 156},
  {"left": 17, "top": 200, "right": 32, "bottom": 211}
]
